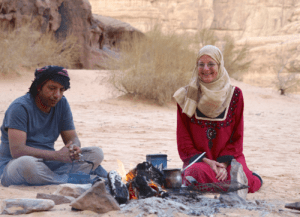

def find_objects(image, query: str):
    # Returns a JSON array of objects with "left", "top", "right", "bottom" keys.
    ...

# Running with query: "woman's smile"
[{"left": 197, "top": 55, "right": 219, "bottom": 83}]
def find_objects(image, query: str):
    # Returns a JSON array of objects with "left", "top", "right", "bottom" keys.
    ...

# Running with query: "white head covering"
[{"left": 173, "top": 45, "right": 234, "bottom": 118}]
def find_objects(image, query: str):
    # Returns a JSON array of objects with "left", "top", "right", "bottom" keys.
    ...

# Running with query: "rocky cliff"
[
  {"left": 1, "top": 0, "right": 300, "bottom": 75},
  {"left": 90, "top": 0, "right": 300, "bottom": 75},
  {"left": 89, "top": 0, "right": 297, "bottom": 38},
  {"left": 0, "top": 0, "right": 144, "bottom": 69}
]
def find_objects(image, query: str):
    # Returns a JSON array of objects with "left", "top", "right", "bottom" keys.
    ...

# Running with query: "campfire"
[
  {"left": 125, "top": 161, "right": 168, "bottom": 199},
  {"left": 102, "top": 159, "right": 249, "bottom": 206},
  {"left": 104, "top": 161, "right": 168, "bottom": 204},
  {"left": 67, "top": 157, "right": 262, "bottom": 216}
]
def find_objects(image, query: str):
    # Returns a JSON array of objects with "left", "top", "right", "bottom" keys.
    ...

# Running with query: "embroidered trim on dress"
[
  {"left": 207, "top": 128, "right": 217, "bottom": 149},
  {"left": 190, "top": 86, "right": 240, "bottom": 129},
  {"left": 194, "top": 86, "right": 236, "bottom": 122}
]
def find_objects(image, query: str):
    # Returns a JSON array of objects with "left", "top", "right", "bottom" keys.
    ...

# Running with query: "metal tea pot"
[{"left": 163, "top": 152, "right": 206, "bottom": 188}]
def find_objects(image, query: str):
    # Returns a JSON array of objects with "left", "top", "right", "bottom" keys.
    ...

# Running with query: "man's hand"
[
  {"left": 67, "top": 141, "right": 82, "bottom": 161},
  {"left": 56, "top": 142, "right": 73, "bottom": 163},
  {"left": 61, "top": 130, "right": 82, "bottom": 161}
]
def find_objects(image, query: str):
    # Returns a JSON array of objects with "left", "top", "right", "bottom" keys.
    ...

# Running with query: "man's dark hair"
[{"left": 29, "top": 65, "right": 70, "bottom": 97}]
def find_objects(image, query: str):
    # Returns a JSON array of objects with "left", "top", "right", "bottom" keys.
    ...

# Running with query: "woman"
[{"left": 173, "top": 45, "right": 262, "bottom": 199}]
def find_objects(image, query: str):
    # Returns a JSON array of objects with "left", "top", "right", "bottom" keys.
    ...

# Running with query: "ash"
[{"left": 120, "top": 193, "right": 275, "bottom": 217}]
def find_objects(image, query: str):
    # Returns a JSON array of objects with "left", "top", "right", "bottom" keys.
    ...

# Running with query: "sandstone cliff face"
[
  {"left": 90, "top": 0, "right": 300, "bottom": 74},
  {"left": 89, "top": 0, "right": 297, "bottom": 38},
  {"left": 238, "top": 2, "right": 300, "bottom": 73},
  {"left": 89, "top": 0, "right": 214, "bottom": 34},
  {"left": 0, "top": 0, "right": 97, "bottom": 68},
  {"left": 1, "top": 0, "right": 300, "bottom": 73},
  {"left": 0, "top": 0, "right": 143, "bottom": 69}
]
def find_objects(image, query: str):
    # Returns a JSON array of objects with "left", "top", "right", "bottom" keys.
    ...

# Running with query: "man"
[{"left": 0, "top": 65, "right": 104, "bottom": 186}]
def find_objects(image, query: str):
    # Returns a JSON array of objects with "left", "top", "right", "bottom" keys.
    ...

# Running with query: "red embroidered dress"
[{"left": 177, "top": 86, "right": 261, "bottom": 193}]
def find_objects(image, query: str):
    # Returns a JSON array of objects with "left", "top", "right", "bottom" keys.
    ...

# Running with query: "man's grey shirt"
[{"left": 0, "top": 93, "right": 75, "bottom": 176}]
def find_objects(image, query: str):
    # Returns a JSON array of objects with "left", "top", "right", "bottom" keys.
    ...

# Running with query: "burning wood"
[
  {"left": 125, "top": 161, "right": 168, "bottom": 200},
  {"left": 107, "top": 160, "right": 249, "bottom": 203},
  {"left": 107, "top": 170, "right": 129, "bottom": 204},
  {"left": 125, "top": 170, "right": 135, "bottom": 183},
  {"left": 104, "top": 161, "right": 168, "bottom": 203}
]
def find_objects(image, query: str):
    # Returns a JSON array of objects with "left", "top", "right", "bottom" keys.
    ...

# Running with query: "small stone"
[
  {"left": 1, "top": 198, "right": 55, "bottom": 215},
  {"left": 54, "top": 183, "right": 92, "bottom": 198},
  {"left": 70, "top": 180, "right": 120, "bottom": 214},
  {"left": 285, "top": 202, "right": 300, "bottom": 211},
  {"left": 36, "top": 193, "right": 75, "bottom": 205}
]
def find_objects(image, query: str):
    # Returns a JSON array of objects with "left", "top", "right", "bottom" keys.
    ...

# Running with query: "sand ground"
[{"left": 0, "top": 69, "right": 299, "bottom": 216}]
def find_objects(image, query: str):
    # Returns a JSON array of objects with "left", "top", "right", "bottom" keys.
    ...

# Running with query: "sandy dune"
[{"left": 0, "top": 70, "right": 299, "bottom": 216}]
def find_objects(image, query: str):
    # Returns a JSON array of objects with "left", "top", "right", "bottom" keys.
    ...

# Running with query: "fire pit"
[
  {"left": 126, "top": 161, "right": 168, "bottom": 199},
  {"left": 103, "top": 161, "right": 249, "bottom": 205},
  {"left": 92, "top": 161, "right": 272, "bottom": 217}
]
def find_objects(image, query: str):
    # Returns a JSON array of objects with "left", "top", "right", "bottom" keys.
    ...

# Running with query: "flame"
[
  {"left": 117, "top": 159, "right": 136, "bottom": 183},
  {"left": 148, "top": 180, "right": 158, "bottom": 187},
  {"left": 126, "top": 170, "right": 136, "bottom": 182},
  {"left": 148, "top": 180, "right": 159, "bottom": 192},
  {"left": 128, "top": 182, "right": 138, "bottom": 200},
  {"left": 116, "top": 160, "right": 166, "bottom": 199},
  {"left": 116, "top": 159, "right": 127, "bottom": 182}
]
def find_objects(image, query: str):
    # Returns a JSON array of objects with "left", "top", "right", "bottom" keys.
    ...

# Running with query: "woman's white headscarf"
[{"left": 173, "top": 45, "right": 234, "bottom": 118}]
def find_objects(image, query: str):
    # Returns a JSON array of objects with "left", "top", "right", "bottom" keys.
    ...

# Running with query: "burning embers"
[
  {"left": 125, "top": 162, "right": 168, "bottom": 199},
  {"left": 104, "top": 161, "right": 168, "bottom": 204},
  {"left": 104, "top": 160, "right": 249, "bottom": 205}
]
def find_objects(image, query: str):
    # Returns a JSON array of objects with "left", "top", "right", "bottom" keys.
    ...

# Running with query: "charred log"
[
  {"left": 108, "top": 170, "right": 129, "bottom": 204},
  {"left": 134, "top": 174, "right": 157, "bottom": 199},
  {"left": 135, "top": 162, "right": 165, "bottom": 186},
  {"left": 125, "top": 161, "right": 168, "bottom": 199}
]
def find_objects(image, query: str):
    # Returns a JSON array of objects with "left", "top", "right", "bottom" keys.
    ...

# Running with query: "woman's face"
[{"left": 197, "top": 55, "right": 219, "bottom": 83}]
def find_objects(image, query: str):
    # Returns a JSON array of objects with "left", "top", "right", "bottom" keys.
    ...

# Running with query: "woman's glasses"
[{"left": 197, "top": 62, "right": 217, "bottom": 68}]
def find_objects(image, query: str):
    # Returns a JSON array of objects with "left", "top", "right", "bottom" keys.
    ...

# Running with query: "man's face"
[{"left": 37, "top": 80, "right": 65, "bottom": 109}]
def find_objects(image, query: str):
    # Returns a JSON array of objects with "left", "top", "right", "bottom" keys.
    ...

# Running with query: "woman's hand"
[
  {"left": 215, "top": 166, "right": 228, "bottom": 181},
  {"left": 203, "top": 158, "right": 228, "bottom": 181}
]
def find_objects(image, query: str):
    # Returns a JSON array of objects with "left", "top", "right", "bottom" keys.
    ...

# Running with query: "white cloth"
[{"left": 173, "top": 45, "right": 234, "bottom": 118}]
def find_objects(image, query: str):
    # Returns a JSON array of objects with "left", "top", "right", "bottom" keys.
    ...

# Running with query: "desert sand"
[{"left": 0, "top": 69, "right": 299, "bottom": 216}]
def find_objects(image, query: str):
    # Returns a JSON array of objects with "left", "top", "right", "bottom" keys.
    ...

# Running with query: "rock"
[
  {"left": 219, "top": 192, "right": 247, "bottom": 206},
  {"left": 1, "top": 198, "right": 55, "bottom": 215},
  {"left": 230, "top": 159, "right": 248, "bottom": 200},
  {"left": 285, "top": 202, "right": 300, "bottom": 211},
  {"left": 36, "top": 193, "right": 75, "bottom": 205},
  {"left": 54, "top": 0, "right": 93, "bottom": 68},
  {"left": 0, "top": 0, "right": 144, "bottom": 69},
  {"left": 90, "top": 0, "right": 213, "bottom": 33},
  {"left": 92, "top": 176, "right": 112, "bottom": 195},
  {"left": 54, "top": 183, "right": 92, "bottom": 198},
  {"left": 91, "top": 14, "right": 144, "bottom": 69},
  {"left": 70, "top": 180, "right": 120, "bottom": 214},
  {"left": 0, "top": 0, "right": 92, "bottom": 69},
  {"left": 90, "top": 0, "right": 298, "bottom": 38},
  {"left": 93, "top": 14, "right": 144, "bottom": 48},
  {"left": 87, "top": 0, "right": 300, "bottom": 78}
]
